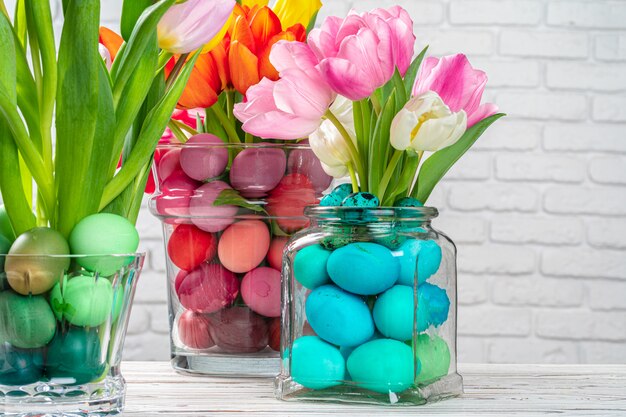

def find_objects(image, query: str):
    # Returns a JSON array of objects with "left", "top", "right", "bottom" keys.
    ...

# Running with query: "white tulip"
[{"left": 390, "top": 91, "right": 467, "bottom": 153}]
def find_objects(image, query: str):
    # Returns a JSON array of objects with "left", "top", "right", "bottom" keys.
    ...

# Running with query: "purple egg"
[
  {"left": 157, "top": 149, "right": 182, "bottom": 182},
  {"left": 189, "top": 181, "right": 238, "bottom": 233},
  {"left": 207, "top": 306, "right": 269, "bottom": 353},
  {"left": 287, "top": 146, "right": 333, "bottom": 193},
  {"left": 156, "top": 171, "right": 200, "bottom": 217},
  {"left": 230, "top": 145, "right": 287, "bottom": 198},
  {"left": 180, "top": 134, "right": 229, "bottom": 181}
]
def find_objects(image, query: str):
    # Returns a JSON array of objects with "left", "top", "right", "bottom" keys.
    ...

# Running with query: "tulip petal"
[
  {"left": 229, "top": 40, "right": 261, "bottom": 95},
  {"left": 467, "top": 102, "right": 499, "bottom": 127},
  {"left": 390, "top": 109, "right": 419, "bottom": 151},
  {"left": 270, "top": 40, "right": 319, "bottom": 73},
  {"left": 242, "top": 111, "right": 322, "bottom": 139},
  {"left": 258, "top": 32, "right": 297, "bottom": 80},
  {"left": 99, "top": 27, "right": 123, "bottom": 61},
  {"left": 230, "top": 14, "right": 257, "bottom": 53},
  {"left": 249, "top": 7, "right": 282, "bottom": 48},
  {"left": 319, "top": 57, "right": 375, "bottom": 101}
]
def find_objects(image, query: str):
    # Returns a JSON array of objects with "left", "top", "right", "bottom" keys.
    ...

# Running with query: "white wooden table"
[{"left": 122, "top": 362, "right": 626, "bottom": 416}]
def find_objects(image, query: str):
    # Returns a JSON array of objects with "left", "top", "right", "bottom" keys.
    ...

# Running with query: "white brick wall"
[{"left": 2, "top": 0, "right": 624, "bottom": 364}]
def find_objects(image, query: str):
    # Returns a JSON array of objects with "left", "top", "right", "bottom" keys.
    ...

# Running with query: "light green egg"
[
  {"left": 50, "top": 274, "right": 114, "bottom": 328},
  {"left": 69, "top": 214, "right": 139, "bottom": 276},
  {"left": 289, "top": 336, "right": 345, "bottom": 390},
  {"left": 415, "top": 334, "right": 450, "bottom": 384},
  {"left": 0, "top": 292, "right": 56, "bottom": 349}
]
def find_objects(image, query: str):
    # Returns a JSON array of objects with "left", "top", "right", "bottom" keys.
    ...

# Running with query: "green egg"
[
  {"left": 373, "top": 285, "right": 414, "bottom": 341},
  {"left": 0, "top": 292, "right": 56, "bottom": 349},
  {"left": 45, "top": 326, "right": 106, "bottom": 385},
  {"left": 0, "top": 343, "right": 44, "bottom": 386},
  {"left": 69, "top": 214, "right": 139, "bottom": 277},
  {"left": 415, "top": 334, "right": 450, "bottom": 384},
  {"left": 0, "top": 205, "right": 16, "bottom": 242},
  {"left": 294, "top": 245, "right": 331, "bottom": 289},
  {"left": 347, "top": 339, "right": 415, "bottom": 394},
  {"left": 0, "top": 234, "right": 11, "bottom": 271},
  {"left": 289, "top": 336, "right": 345, "bottom": 390},
  {"left": 50, "top": 274, "right": 114, "bottom": 328}
]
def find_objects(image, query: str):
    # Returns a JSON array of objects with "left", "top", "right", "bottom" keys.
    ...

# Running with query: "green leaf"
[
  {"left": 415, "top": 114, "right": 505, "bottom": 204},
  {"left": 404, "top": 46, "right": 428, "bottom": 98},
  {"left": 121, "top": 0, "right": 154, "bottom": 41},
  {"left": 306, "top": 10, "right": 319, "bottom": 34},
  {"left": 368, "top": 91, "right": 397, "bottom": 197},
  {"left": 213, "top": 188, "right": 267, "bottom": 213}
]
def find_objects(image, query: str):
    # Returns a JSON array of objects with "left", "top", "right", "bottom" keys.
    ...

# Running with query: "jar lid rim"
[{"left": 304, "top": 206, "right": 439, "bottom": 220}]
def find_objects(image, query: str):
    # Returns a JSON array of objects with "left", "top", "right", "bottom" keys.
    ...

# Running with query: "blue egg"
[
  {"left": 0, "top": 343, "right": 44, "bottom": 386},
  {"left": 331, "top": 183, "right": 354, "bottom": 201},
  {"left": 395, "top": 197, "right": 423, "bottom": 207},
  {"left": 342, "top": 192, "right": 380, "bottom": 208},
  {"left": 294, "top": 245, "right": 331, "bottom": 289},
  {"left": 320, "top": 193, "right": 343, "bottom": 207},
  {"left": 418, "top": 283, "right": 450, "bottom": 332},
  {"left": 395, "top": 239, "right": 442, "bottom": 286},
  {"left": 327, "top": 242, "right": 399, "bottom": 295},
  {"left": 306, "top": 285, "right": 374, "bottom": 347},
  {"left": 289, "top": 336, "right": 345, "bottom": 389},
  {"left": 373, "top": 285, "right": 414, "bottom": 341}
]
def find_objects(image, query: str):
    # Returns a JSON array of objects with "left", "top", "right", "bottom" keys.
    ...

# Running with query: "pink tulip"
[
  {"left": 413, "top": 54, "right": 498, "bottom": 127},
  {"left": 233, "top": 41, "right": 335, "bottom": 140},
  {"left": 308, "top": 7, "right": 415, "bottom": 101}
]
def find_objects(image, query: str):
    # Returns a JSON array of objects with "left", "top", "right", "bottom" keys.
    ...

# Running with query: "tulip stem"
[
  {"left": 347, "top": 162, "right": 359, "bottom": 193},
  {"left": 378, "top": 150, "right": 403, "bottom": 203},
  {"left": 370, "top": 94, "right": 382, "bottom": 115},
  {"left": 165, "top": 53, "right": 188, "bottom": 91},
  {"left": 325, "top": 109, "right": 368, "bottom": 190},
  {"left": 209, "top": 105, "right": 241, "bottom": 144}
]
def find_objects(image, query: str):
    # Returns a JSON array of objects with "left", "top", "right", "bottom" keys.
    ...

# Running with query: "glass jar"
[
  {"left": 276, "top": 207, "right": 462, "bottom": 405},
  {"left": 149, "top": 142, "right": 331, "bottom": 377},
  {"left": 0, "top": 253, "right": 144, "bottom": 416}
]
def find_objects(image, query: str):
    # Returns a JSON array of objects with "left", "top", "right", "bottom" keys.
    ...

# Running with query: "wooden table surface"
[{"left": 122, "top": 362, "right": 626, "bottom": 416}]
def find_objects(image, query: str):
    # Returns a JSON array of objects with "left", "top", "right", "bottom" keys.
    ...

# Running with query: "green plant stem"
[
  {"left": 245, "top": 132, "right": 254, "bottom": 144},
  {"left": 347, "top": 162, "right": 359, "bottom": 193},
  {"left": 165, "top": 53, "right": 188, "bottom": 90},
  {"left": 0, "top": 1, "right": 7, "bottom": 18},
  {"left": 226, "top": 90, "right": 235, "bottom": 123},
  {"left": 324, "top": 109, "right": 368, "bottom": 190},
  {"left": 170, "top": 118, "right": 198, "bottom": 138},
  {"left": 209, "top": 104, "right": 241, "bottom": 144},
  {"left": 157, "top": 51, "right": 173, "bottom": 72},
  {"left": 409, "top": 151, "right": 424, "bottom": 197},
  {"left": 167, "top": 120, "right": 190, "bottom": 143},
  {"left": 378, "top": 149, "right": 403, "bottom": 202},
  {"left": 370, "top": 94, "right": 382, "bottom": 115}
]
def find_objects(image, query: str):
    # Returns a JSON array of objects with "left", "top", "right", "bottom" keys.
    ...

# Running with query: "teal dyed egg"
[
  {"left": 395, "top": 197, "right": 423, "bottom": 207},
  {"left": 294, "top": 245, "right": 331, "bottom": 289},
  {"left": 415, "top": 334, "right": 450, "bottom": 384},
  {"left": 306, "top": 285, "right": 374, "bottom": 346},
  {"left": 373, "top": 285, "right": 414, "bottom": 341},
  {"left": 0, "top": 233, "right": 10, "bottom": 271},
  {"left": 331, "top": 183, "right": 353, "bottom": 200},
  {"left": 50, "top": 274, "right": 114, "bottom": 327},
  {"left": 46, "top": 327, "right": 105, "bottom": 385},
  {"left": 341, "top": 192, "right": 380, "bottom": 208},
  {"left": 0, "top": 343, "right": 44, "bottom": 386},
  {"left": 320, "top": 193, "right": 343, "bottom": 207},
  {"left": 395, "top": 239, "right": 442, "bottom": 286},
  {"left": 327, "top": 242, "right": 399, "bottom": 295},
  {"left": 69, "top": 214, "right": 139, "bottom": 276},
  {"left": 418, "top": 283, "right": 450, "bottom": 332},
  {"left": 0, "top": 205, "right": 15, "bottom": 242},
  {"left": 290, "top": 336, "right": 345, "bottom": 390},
  {"left": 0, "top": 292, "right": 56, "bottom": 349},
  {"left": 347, "top": 339, "right": 415, "bottom": 394}
]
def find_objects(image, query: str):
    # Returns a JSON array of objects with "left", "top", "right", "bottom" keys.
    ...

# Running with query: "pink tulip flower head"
[
  {"left": 413, "top": 54, "right": 498, "bottom": 127},
  {"left": 308, "top": 6, "right": 416, "bottom": 101}
]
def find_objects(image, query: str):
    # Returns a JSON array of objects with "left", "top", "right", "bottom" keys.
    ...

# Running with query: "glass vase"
[
  {"left": 276, "top": 207, "right": 463, "bottom": 405},
  {"left": 0, "top": 253, "right": 144, "bottom": 416},
  {"left": 149, "top": 142, "right": 331, "bottom": 377}
]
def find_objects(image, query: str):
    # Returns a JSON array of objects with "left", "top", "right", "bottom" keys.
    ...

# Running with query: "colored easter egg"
[
  {"left": 341, "top": 192, "right": 380, "bottom": 208},
  {"left": 177, "top": 310, "right": 215, "bottom": 350},
  {"left": 5, "top": 227, "right": 70, "bottom": 295},
  {"left": 167, "top": 224, "right": 217, "bottom": 271},
  {"left": 157, "top": 148, "right": 182, "bottom": 182},
  {"left": 331, "top": 183, "right": 353, "bottom": 201},
  {"left": 241, "top": 267, "right": 281, "bottom": 318},
  {"left": 155, "top": 171, "right": 200, "bottom": 217},
  {"left": 347, "top": 339, "right": 415, "bottom": 394},
  {"left": 287, "top": 146, "right": 333, "bottom": 193},
  {"left": 0, "top": 233, "right": 11, "bottom": 271},
  {"left": 230, "top": 146, "right": 287, "bottom": 198},
  {"left": 319, "top": 193, "right": 342, "bottom": 207},
  {"left": 180, "top": 134, "right": 229, "bottom": 181},
  {"left": 218, "top": 220, "right": 270, "bottom": 273},
  {"left": 189, "top": 181, "right": 238, "bottom": 233},
  {"left": 267, "top": 237, "right": 288, "bottom": 271},
  {"left": 69, "top": 214, "right": 139, "bottom": 276},
  {"left": 327, "top": 242, "right": 399, "bottom": 295},
  {"left": 293, "top": 245, "right": 331, "bottom": 289},
  {"left": 0, "top": 205, "right": 15, "bottom": 241},
  {"left": 305, "top": 285, "right": 374, "bottom": 347},
  {"left": 395, "top": 197, "right": 423, "bottom": 208},
  {"left": 0, "top": 292, "right": 56, "bottom": 349},
  {"left": 373, "top": 285, "right": 414, "bottom": 341},
  {"left": 0, "top": 343, "right": 44, "bottom": 386},
  {"left": 176, "top": 263, "right": 239, "bottom": 314},
  {"left": 290, "top": 336, "right": 345, "bottom": 390},
  {"left": 269, "top": 318, "right": 281, "bottom": 351},
  {"left": 395, "top": 239, "right": 442, "bottom": 286},
  {"left": 417, "top": 283, "right": 450, "bottom": 332},
  {"left": 207, "top": 306, "right": 269, "bottom": 353},
  {"left": 46, "top": 327, "right": 105, "bottom": 385},
  {"left": 415, "top": 334, "right": 450, "bottom": 384},
  {"left": 50, "top": 274, "right": 114, "bottom": 327},
  {"left": 267, "top": 174, "right": 316, "bottom": 233}
]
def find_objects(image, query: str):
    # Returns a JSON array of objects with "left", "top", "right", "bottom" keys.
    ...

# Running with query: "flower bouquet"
[{"left": 0, "top": 0, "right": 232, "bottom": 414}]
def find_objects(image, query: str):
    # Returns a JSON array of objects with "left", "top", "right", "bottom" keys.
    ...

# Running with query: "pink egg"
[
  {"left": 207, "top": 306, "right": 269, "bottom": 353},
  {"left": 177, "top": 310, "right": 215, "bottom": 350},
  {"left": 269, "top": 318, "right": 281, "bottom": 351},
  {"left": 155, "top": 171, "right": 200, "bottom": 217},
  {"left": 229, "top": 146, "right": 287, "bottom": 198},
  {"left": 157, "top": 149, "right": 182, "bottom": 182},
  {"left": 189, "top": 181, "right": 238, "bottom": 233},
  {"left": 180, "top": 134, "right": 229, "bottom": 181},
  {"left": 267, "top": 174, "right": 317, "bottom": 233},
  {"left": 176, "top": 263, "right": 240, "bottom": 314},
  {"left": 218, "top": 220, "right": 270, "bottom": 273},
  {"left": 241, "top": 267, "right": 282, "bottom": 318},
  {"left": 267, "top": 237, "right": 288, "bottom": 271},
  {"left": 287, "top": 145, "right": 333, "bottom": 193}
]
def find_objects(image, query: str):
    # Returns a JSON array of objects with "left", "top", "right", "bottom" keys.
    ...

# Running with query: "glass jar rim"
[
  {"left": 157, "top": 142, "right": 312, "bottom": 151},
  {"left": 304, "top": 206, "right": 439, "bottom": 221},
  {"left": 0, "top": 253, "right": 146, "bottom": 259}
]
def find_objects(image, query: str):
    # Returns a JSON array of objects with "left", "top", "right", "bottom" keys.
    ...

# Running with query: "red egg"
[
  {"left": 175, "top": 269, "right": 188, "bottom": 293},
  {"left": 157, "top": 149, "right": 182, "bottom": 182},
  {"left": 189, "top": 181, "right": 238, "bottom": 233},
  {"left": 287, "top": 145, "right": 333, "bottom": 193},
  {"left": 267, "top": 174, "right": 317, "bottom": 233},
  {"left": 218, "top": 220, "right": 270, "bottom": 273},
  {"left": 176, "top": 263, "right": 240, "bottom": 314},
  {"left": 177, "top": 310, "right": 215, "bottom": 350},
  {"left": 207, "top": 306, "right": 269, "bottom": 353},
  {"left": 241, "top": 267, "right": 282, "bottom": 318},
  {"left": 155, "top": 171, "right": 200, "bottom": 217},
  {"left": 167, "top": 224, "right": 217, "bottom": 271},
  {"left": 267, "top": 237, "right": 288, "bottom": 271},
  {"left": 269, "top": 318, "right": 281, "bottom": 351}
]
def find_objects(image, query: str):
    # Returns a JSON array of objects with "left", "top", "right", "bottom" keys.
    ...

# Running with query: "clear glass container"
[
  {"left": 277, "top": 207, "right": 462, "bottom": 405},
  {"left": 0, "top": 253, "right": 144, "bottom": 416}
]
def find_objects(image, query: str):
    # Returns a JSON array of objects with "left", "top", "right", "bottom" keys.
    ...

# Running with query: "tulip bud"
[{"left": 273, "top": 0, "right": 322, "bottom": 29}]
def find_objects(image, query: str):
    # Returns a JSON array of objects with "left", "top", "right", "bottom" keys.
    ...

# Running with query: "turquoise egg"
[
  {"left": 341, "top": 192, "right": 380, "bottom": 208},
  {"left": 294, "top": 245, "right": 331, "bottom": 289},
  {"left": 415, "top": 334, "right": 450, "bottom": 384},
  {"left": 331, "top": 183, "right": 353, "bottom": 200},
  {"left": 395, "top": 197, "right": 423, "bottom": 208},
  {"left": 289, "top": 336, "right": 345, "bottom": 390},
  {"left": 0, "top": 343, "right": 44, "bottom": 386},
  {"left": 46, "top": 327, "right": 106, "bottom": 385},
  {"left": 418, "top": 283, "right": 450, "bottom": 332},
  {"left": 395, "top": 239, "right": 442, "bottom": 286},
  {"left": 373, "top": 285, "right": 414, "bottom": 341},
  {"left": 320, "top": 193, "right": 343, "bottom": 207},
  {"left": 347, "top": 339, "right": 415, "bottom": 394},
  {"left": 306, "top": 285, "right": 374, "bottom": 347},
  {"left": 327, "top": 242, "right": 399, "bottom": 295}
]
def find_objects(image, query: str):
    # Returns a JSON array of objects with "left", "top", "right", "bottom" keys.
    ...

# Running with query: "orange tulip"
[
  {"left": 99, "top": 27, "right": 123, "bottom": 62},
  {"left": 166, "top": 53, "right": 223, "bottom": 109}
]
